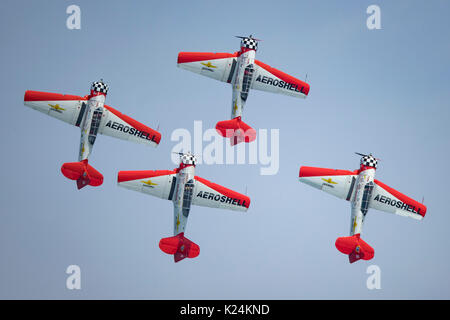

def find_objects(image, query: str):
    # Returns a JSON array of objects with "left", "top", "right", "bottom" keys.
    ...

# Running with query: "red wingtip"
[
  {"left": 335, "top": 234, "right": 374, "bottom": 263},
  {"left": 61, "top": 160, "right": 103, "bottom": 189},
  {"left": 215, "top": 117, "right": 256, "bottom": 146},
  {"left": 159, "top": 233, "right": 200, "bottom": 263}
]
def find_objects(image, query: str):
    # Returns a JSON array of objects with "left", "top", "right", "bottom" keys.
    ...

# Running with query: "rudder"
[
  {"left": 159, "top": 232, "right": 200, "bottom": 263},
  {"left": 335, "top": 234, "right": 374, "bottom": 263},
  {"left": 216, "top": 116, "right": 256, "bottom": 146},
  {"left": 61, "top": 159, "right": 103, "bottom": 189}
]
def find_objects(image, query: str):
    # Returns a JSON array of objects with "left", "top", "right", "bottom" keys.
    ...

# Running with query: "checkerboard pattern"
[{"left": 91, "top": 81, "right": 109, "bottom": 94}]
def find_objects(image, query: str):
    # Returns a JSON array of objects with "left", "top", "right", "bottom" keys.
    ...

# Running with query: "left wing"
[
  {"left": 99, "top": 105, "right": 161, "bottom": 147},
  {"left": 24, "top": 91, "right": 88, "bottom": 126},
  {"left": 251, "top": 60, "right": 310, "bottom": 98},
  {"left": 177, "top": 52, "right": 238, "bottom": 83},
  {"left": 192, "top": 176, "right": 250, "bottom": 212},
  {"left": 299, "top": 166, "right": 358, "bottom": 201},
  {"left": 117, "top": 170, "right": 177, "bottom": 200},
  {"left": 369, "top": 180, "right": 427, "bottom": 220}
]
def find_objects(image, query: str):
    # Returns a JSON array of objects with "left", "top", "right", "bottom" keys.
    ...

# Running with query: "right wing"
[
  {"left": 99, "top": 105, "right": 161, "bottom": 147},
  {"left": 299, "top": 166, "right": 358, "bottom": 201},
  {"left": 252, "top": 60, "right": 310, "bottom": 98},
  {"left": 117, "top": 170, "right": 177, "bottom": 200},
  {"left": 192, "top": 176, "right": 250, "bottom": 212},
  {"left": 24, "top": 90, "right": 88, "bottom": 127},
  {"left": 369, "top": 179, "right": 427, "bottom": 220},
  {"left": 177, "top": 52, "right": 238, "bottom": 83}
]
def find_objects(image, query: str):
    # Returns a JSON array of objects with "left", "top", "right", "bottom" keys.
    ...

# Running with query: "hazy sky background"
[{"left": 1, "top": 0, "right": 449, "bottom": 299}]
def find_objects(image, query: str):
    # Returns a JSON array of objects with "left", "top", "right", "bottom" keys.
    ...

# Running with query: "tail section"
[
  {"left": 335, "top": 234, "right": 374, "bottom": 263},
  {"left": 61, "top": 159, "right": 103, "bottom": 189},
  {"left": 215, "top": 116, "right": 256, "bottom": 146},
  {"left": 159, "top": 232, "right": 200, "bottom": 263}
]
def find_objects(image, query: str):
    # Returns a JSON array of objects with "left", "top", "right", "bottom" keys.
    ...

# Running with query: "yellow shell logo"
[
  {"left": 201, "top": 62, "right": 217, "bottom": 68},
  {"left": 142, "top": 179, "right": 158, "bottom": 187},
  {"left": 48, "top": 103, "right": 65, "bottom": 112},
  {"left": 322, "top": 178, "right": 337, "bottom": 184}
]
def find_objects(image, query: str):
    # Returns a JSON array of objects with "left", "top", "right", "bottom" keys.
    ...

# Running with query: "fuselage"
[
  {"left": 350, "top": 165, "right": 376, "bottom": 235},
  {"left": 79, "top": 90, "right": 106, "bottom": 161},
  {"left": 172, "top": 159, "right": 196, "bottom": 236},
  {"left": 230, "top": 45, "right": 256, "bottom": 119}
]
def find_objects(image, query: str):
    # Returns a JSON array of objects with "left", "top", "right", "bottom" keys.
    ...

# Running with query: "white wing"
[
  {"left": 117, "top": 170, "right": 177, "bottom": 200},
  {"left": 299, "top": 166, "right": 358, "bottom": 201},
  {"left": 252, "top": 60, "right": 310, "bottom": 98},
  {"left": 24, "top": 90, "right": 87, "bottom": 127},
  {"left": 369, "top": 180, "right": 427, "bottom": 220},
  {"left": 99, "top": 105, "right": 161, "bottom": 147},
  {"left": 177, "top": 52, "right": 238, "bottom": 83},
  {"left": 192, "top": 176, "right": 250, "bottom": 212}
]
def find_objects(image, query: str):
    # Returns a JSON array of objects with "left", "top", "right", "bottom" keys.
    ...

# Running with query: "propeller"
[
  {"left": 172, "top": 151, "right": 201, "bottom": 159},
  {"left": 355, "top": 152, "right": 368, "bottom": 157},
  {"left": 355, "top": 152, "right": 380, "bottom": 160},
  {"left": 235, "top": 35, "right": 262, "bottom": 41}
]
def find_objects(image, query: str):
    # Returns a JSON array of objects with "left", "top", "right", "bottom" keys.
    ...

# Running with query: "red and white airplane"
[
  {"left": 23, "top": 80, "right": 161, "bottom": 189},
  {"left": 298, "top": 153, "right": 427, "bottom": 263},
  {"left": 117, "top": 152, "right": 250, "bottom": 262},
  {"left": 177, "top": 35, "right": 310, "bottom": 145}
]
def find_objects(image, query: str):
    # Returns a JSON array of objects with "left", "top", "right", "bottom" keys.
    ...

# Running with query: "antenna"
[{"left": 305, "top": 73, "right": 308, "bottom": 82}]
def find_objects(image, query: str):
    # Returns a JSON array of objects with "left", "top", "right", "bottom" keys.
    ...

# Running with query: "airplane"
[
  {"left": 117, "top": 152, "right": 250, "bottom": 262},
  {"left": 298, "top": 153, "right": 427, "bottom": 263},
  {"left": 177, "top": 35, "right": 310, "bottom": 145},
  {"left": 23, "top": 80, "right": 161, "bottom": 189}
]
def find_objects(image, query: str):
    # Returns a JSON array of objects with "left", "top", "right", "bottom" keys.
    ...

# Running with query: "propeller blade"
[{"left": 235, "top": 35, "right": 262, "bottom": 41}]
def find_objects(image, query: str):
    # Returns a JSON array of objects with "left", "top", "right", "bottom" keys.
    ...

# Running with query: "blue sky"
[{"left": 0, "top": 0, "right": 449, "bottom": 299}]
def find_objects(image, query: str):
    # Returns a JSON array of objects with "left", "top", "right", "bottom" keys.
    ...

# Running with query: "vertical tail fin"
[
  {"left": 215, "top": 116, "right": 256, "bottom": 146},
  {"left": 335, "top": 234, "right": 374, "bottom": 263},
  {"left": 159, "top": 233, "right": 200, "bottom": 263},
  {"left": 61, "top": 160, "right": 103, "bottom": 189}
]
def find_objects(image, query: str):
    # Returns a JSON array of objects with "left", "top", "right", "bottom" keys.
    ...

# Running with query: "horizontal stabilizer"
[
  {"left": 335, "top": 234, "right": 374, "bottom": 263},
  {"left": 61, "top": 160, "right": 103, "bottom": 189},
  {"left": 159, "top": 233, "right": 200, "bottom": 263},
  {"left": 215, "top": 116, "right": 256, "bottom": 146}
]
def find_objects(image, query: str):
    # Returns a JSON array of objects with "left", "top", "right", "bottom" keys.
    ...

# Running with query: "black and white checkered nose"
[
  {"left": 181, "top": 154, "right": 197, "bottom": 166},
  {"left": 241, "top": 37, "right": 258, "bottom": 51},
  {"left": 361, "top": 155, "right": 378, "bottom": 169},
  {"left": 91, "top": 81, "right": 109, "bottom": 95}
]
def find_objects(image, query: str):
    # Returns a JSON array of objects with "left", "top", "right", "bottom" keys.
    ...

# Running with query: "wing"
[
  {"left": 192, "top": 176, "right": 250, "bottom": 212},
  {"left": 177, "top": 52, "right": 238, "bottom": 83},
  {"left": 117, "top": 170, "right": 177, "bottom": 200},
  {"left": 24, "top": 91, "right": 88, "bottom": 127},
  {"left": 99, "top": 105, "right": 161, "bottom": 147},
  {"left": 24, "top": 91, "right": 161, "bottom": 147},
  {"left": 252, "top": 60, "right": 310, "bottom": 98},
  {"left": 299, "top": 166, "right": 358, "bottom": 200},
  {"left": 369, "top": 179, "right": 427, "bottom": 220}
]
